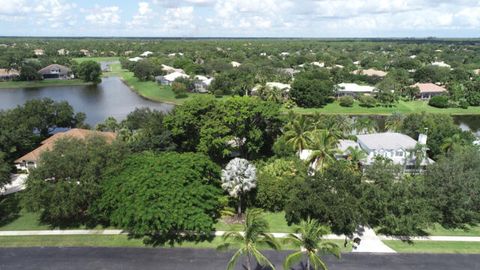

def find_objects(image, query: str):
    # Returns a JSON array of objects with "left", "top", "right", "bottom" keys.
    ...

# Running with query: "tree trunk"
[
  {"left": 306, "top": 258, "right": 310, "bottom": 270},
  {"left": 237, "top": 196, "right": 242, "bottom": 217},
  {"left": 247, "top": 253, "right": 252, "bottom": 270}
]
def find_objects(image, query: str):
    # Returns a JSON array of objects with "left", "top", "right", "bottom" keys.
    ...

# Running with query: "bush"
[
  {"left": 214, "top": 89, "right": 223, "bottom": 98},
  {"left": 428, "top": 95, "right": 449, "bottom": 108},
  {"left": 459, "top": 99, "right": 469, "bottom": 109},
  {"left": 338, "top": 96, "right": 354, "bottom": 107},
  {"left": 172, "top": 82, "right": 188, "bottom": 99},
  {"left": 358, "top": 95, "right": 377, "bottom": 108}
]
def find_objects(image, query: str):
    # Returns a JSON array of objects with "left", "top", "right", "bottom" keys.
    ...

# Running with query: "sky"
[{"left": 0, "top": 0, "right": 479, "bottom": 37}]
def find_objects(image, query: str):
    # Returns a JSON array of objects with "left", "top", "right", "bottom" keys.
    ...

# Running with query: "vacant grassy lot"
[
  {"left": 73, "top": 57, "right": 120, "bottom": 63},
  {"left": 292, "top": 100, "right": 480, "bottom": 115},
  {"left": 384, "top": 241, "right": 480, "bottom": 254}
]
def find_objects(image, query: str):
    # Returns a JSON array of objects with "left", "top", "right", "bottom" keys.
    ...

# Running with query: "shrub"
[
  {"left": 459, "top": 99, "right": 469, "bottom": 109},
  {"left": 428, "top": 95, "right": 449, "bottom": 108},
  {"left": 338, "top": 96, "right": 354, "bottom": 107},
  {"left": 172, "top": 82, "right": 188, "bottom": 99},
  {"left": 358, "top": 95, "right": 377, "bottom": 108},
  {"left": 214, "top": 89, "right": 224, "bottom": 98}
]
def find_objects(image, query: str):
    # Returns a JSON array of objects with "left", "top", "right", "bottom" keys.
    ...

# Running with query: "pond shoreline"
[{"left": 0, "top": 80, "right": 93, "bottom": 89}]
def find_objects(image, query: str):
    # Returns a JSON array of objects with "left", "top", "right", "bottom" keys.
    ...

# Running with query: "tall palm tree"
[
  {"left": 385, "top": 112, "right": 405, "bottom": 132},
  {"left": 441, "top": 134, "right": 464, "bottom": 154},
  {"left": 283, "top": 218, "right": 341, "bottom": 270},
  {"left": 284, "top": 115, "right": 312, "bottom": 153},
  {"left": 346, "top": 146, "right": 367, "bottom": 171},
  {"left": 354, "top": 117, "right": 377, "bottom": 135},
  {"left": 306, "top": 130, "right": 338, "bottom": 172},
  {"left": 218, "top": 208, "right": 280, "bottom": 270}
]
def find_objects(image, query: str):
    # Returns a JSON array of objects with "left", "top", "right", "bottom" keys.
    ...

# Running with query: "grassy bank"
[
  {"left": 73, "top": 57, "right": 120, "bottom": 63},
  {"left": 384, "top": 240, "right": 480, "bottom": 254},
  {"left": 0, "top": 79, "right": 92, "bottom": 89},
  {"left": 291, "top": 100, "right": 480, "bottom": 115}
]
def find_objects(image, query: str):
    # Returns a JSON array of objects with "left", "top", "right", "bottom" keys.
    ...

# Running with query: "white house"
[
  {"left": 412, "top": 83, "right": 447, "bottom": 100},
  {"left": 431, "top": 61, "right": 451, "bottom": 69},
  {"left": 353, "top": 68, "right": 388, "bottom": 77},
  {"left": 194, "top": 75, "right": 213, "bottom": 93},
  {"left": 336, "top": 83, "right": 376, "bottom": 96},
  {"left": 33, "top": 49, "right": 44, "bottom": 56},
  {"left": 140, "top": 51, "right": 153, "bottom": 57},
  {"left": 252, "top": 82, "right": 291, "bottom": 95},
  {"left": 231, "top": 61, "right": 241, "bottom": 68},
  {"left": 280, "top": 52, "right": 290, "bottom": 57},
  {"left": 161, "top": 64, "right": 184, "bottom": 74},
  {"left": 156, "top": 71, "right": 189, "bottom": 85},
  {"left": 128, "top": 57, "right": 143, "bottom": 62},
  {"left": 355, "top": 132, "right": 433, "bottom": 171}
]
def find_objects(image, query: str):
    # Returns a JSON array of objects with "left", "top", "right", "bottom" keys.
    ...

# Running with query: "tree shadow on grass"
[{"left": 0, "top": 193, "right": 22, "bottom": 227}]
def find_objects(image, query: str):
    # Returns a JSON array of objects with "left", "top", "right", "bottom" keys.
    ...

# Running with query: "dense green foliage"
[
  {"left": 425, "top": 148, "right": 480, "bottom": 229},
  {"left": 428, "top": 95, "right": 450, "bottom": 108},
  {"left": 23, "top": 136, "right": 128, "bottom": 226},
  {"left": 0, "top": 152, "right": 10, "bottom": 188},
  {"left": 76, "top": 60, "right": 102, "bottom": 83},
  {"left": 98, "top": 152, "right": 223, "bottom": 245},
  {"left": 290, "top": 69, "right": 334, "bottom": 108}
]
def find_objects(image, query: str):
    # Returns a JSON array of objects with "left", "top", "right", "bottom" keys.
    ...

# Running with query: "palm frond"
[
  {"left": 283, "top": 250, "right": 304, "bottom": 270},
  {"left": 226, "top": 249, "right": 244, "bottom": 270},
  {"left": 251, "top": 247, "right": 276, "bottom": 270}
]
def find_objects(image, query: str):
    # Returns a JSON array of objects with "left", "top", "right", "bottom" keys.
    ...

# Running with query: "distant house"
[
  {"left": 124, "top": 50, "right": 134, "bottom": 56},
  {"left": 128, "top": 57, "right": 143, "bottom": 62},
  {"left": 0, "top": 69, "right": 20, "bottom": 81},
  {"left": 431, "top": 61, "right": 451, "bottom": 69},
  {"left": 474, "top": 69, "right": 480, "bottom": 75},
  {"left": 140, "top": 51, "right": 153, "bottom": 57},
  {"left": 412, "top": 83, "right": 447, "bottom": 100},
  {"left": 280, "top": 68, "right": 300, "bottom": 77},
  {"left": 336, "top": 83, "right": 376, "bottom": 96},
  {"left": 280, "top": 52, "right": 290, "bottom": 57},
  {"left": 33, "top": 49, "right": 44, "bottom": 56},
  {"left": 155, "top": 71, "right": 189, "bottom": 85},
  {"left": 79, "top": 49, "right": 91, "bottom": 57},
  {"left": 353, "top": 68, "right": 388, "bottom": 77},
  {"left": 38, "top": 64, "right": 71, "bottom": 80},
  {"left": 353, "top": 61, "right": 361, "bottom": 66},
  {"left": 252, "top": 82, "right": 291, "bottom": 94},
  {"left": 194, "top": 75, "right": 213, "bottom": 93},
  {"left": 57, "top": 49, "right": 69, "bottom": 55},
  {"left": 168, "top": 52, "right": 184, "bottom": 57},
  {"left": 161, "top": 64, "right": 184, "bottom": 74},
  {"left": 14, "top": 129, "right": 117, "bottom": 172},
  {"left": 231, "top": 61, "right": 241, "bottom": 68}
]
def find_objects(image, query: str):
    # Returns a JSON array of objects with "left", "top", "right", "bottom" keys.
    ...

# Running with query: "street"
[{"left": 0, "top": 247, "right": 479, "bottom": 270}]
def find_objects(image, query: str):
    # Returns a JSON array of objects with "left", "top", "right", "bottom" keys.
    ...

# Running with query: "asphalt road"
[{"left": 0, "top": 247, "right": 479, "bottom": 270}]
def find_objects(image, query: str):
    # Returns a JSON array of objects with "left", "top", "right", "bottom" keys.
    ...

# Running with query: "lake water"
[{"left": 0, "top": 76, "right": 174, "bottom": 126}]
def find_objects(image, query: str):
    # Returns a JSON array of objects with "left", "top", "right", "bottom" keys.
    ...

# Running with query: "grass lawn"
[
  {"left": 0, "top": 235, "right": 351, "bottom": 252},
  {"left": 0, "top": 79, "right": 92, "bottom": 89},
  {"left": 73, "top": 57, "right": 120, "bottom": 63},
  {"left": 290, "top": 100, "right": 480, "bottom": 115},
  {"left": 384, "top": 241, "right": 480, "bottom": 254},
  {"left": 426, "top": 224, "right": 480, "bottom": 237},
  {"left": 215, "top": 212, "right": 294, "bottom": 233}
]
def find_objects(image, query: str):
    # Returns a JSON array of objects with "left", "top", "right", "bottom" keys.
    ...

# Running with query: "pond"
[{"left": 0, "top": 76, "right": 174, "bottom": 126}]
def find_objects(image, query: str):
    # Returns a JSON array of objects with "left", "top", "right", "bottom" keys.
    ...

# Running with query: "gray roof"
[
  {"left": 357, "top": 132, "right": 418, "bottom": 150},
  {"left": 38, "top": 64, "right": 71, "bottom": 75}
]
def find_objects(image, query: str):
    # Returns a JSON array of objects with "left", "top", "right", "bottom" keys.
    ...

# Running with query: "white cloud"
[
  {"left": 85, "top": 6, "right": 121, "bottom": 26},
  {"left": 127, "top": 2, "right": 154, "bottom": 28},
  {"left": 33, "top": 0, "right": 77, "bottom": 28},
  {"left": 164, "top": 6, "right": 195, "bottom": 29},
  {"left": 0, "top": 0, "right": 31, "bottom": 15}
]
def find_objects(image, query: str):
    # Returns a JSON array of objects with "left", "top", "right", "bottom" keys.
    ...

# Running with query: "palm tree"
[
  {"left": 385, "top": 112, "right": 404, "bottom": 132},
  {"left": 306, "top": 130, "right": 338, "bottom": 172},
  {"left": 354, "top": 117, "right": 377, "bottom": 135},
  {"left": 283, "top": 218, "right": 341, "bottom": 270},
  {"left": 346, "top": 146, "right": 367, "bottom": 171},
  {"left": 408, "top": 143, "right": 427, "bottom": 174},
  {"left": 441, "top": 134, "right": 464, "bottom": 154},
  {"left": 218, "top": 209, "right": 280, "bottom": 270},
  {"left": 284, "top": 115, "right": 312, "bottom": 153}
]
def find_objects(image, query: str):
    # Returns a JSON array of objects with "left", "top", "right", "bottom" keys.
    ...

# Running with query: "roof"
[
  {"left": 357, "top": 132, "right": 418, "bottom": 151},
  {"left": 15, "top": 129, "right": 117, "bottom": 163},
  {"left": 163, "top": 71, "right": 189, "bottom": 82},
  {"left": 337, "top": 83, "right": 376, "bottom": 93},
  {"left": 353, "top": 69, "right": 388, "bottom": 77},
  {"left": 194, "top": 75, "right": 213, "bottom": 85},
  {"left": 231, "top": 61, "right": 241, "bottom": 67},
  {"left": 474, "top": 69, "right": 480, "bottom": 75},
  {"left": 161, "top": 64, "right": 184, "bottom": 74},
  {"left": 0, "top": 69, "right": 19, "bottom": 76},
  {"left": 431, "top": 61, "right": 451, "bottom": 68},
  {"left": 337, "top": 139, "right": 360, "bottom": 153},
  {"left": 140, "top": 51, "right": 153, "bottom": 57},
  {"left": 128, "top": 57, "right": 143, "bottom": 62},
  {"left": 38, "top": 64, "right": 71, "bottom": 75},
  {"left": 412, "top": 83, "right": 447, "bottom": 93}
]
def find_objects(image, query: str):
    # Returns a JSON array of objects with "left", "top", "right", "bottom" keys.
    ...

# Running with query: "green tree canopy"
[
  {"left": 290, "top": 69, "right": 334, "bottom": 108},
  {"left": 23, "top": 135, "right": 128, "bottom": 226},
  {"left": 77, "top": 60, "right": 102, "bottom": 83},
  {"left": 97, "top": 152, "right": 223, "bottom": 245}
]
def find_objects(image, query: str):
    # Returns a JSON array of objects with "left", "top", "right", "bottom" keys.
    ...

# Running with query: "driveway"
[
  {"left": 0, "top": 174, "right": 27, "bottom": 195},
  {"left": 0, "top": 247, "right": 479, "bottom": 270}
]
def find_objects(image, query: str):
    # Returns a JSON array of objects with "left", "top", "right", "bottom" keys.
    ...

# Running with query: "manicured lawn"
[
  {"left": 426, "top": 224, "right": 480, "bottom": 237},
  {"left": 384, "top": 240, "right": 480, "bottom": 254},
  {"left": 0, "top": 235, "right": 351, "bottom": 251},
  {"left": 73, "top": 57, "right": 120, "bottom": 63},
  {"left": 0, "top": 79, "right": 92, "bottom": 89},
  {"left": 215, "top": 212, "right": 294, "bottom": 233},
  {"left": 291, "top": 100, "right": 480, "bottom": 115}
]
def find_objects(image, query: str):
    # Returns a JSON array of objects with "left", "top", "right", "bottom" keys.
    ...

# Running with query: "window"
[{"left": 396, "top": 150, "right": 403, "bottom": 157}]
